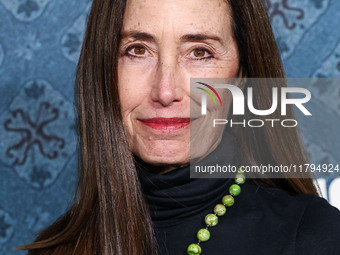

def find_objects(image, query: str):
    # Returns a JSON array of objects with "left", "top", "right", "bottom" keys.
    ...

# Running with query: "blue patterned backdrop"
[{"left": 0, "top": 0, "right": 339, "bottom": 254}]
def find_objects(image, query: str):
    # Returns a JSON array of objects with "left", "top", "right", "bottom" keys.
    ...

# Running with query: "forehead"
[{"left": 122, "top": 0, "right": 232, "bottom": 42}]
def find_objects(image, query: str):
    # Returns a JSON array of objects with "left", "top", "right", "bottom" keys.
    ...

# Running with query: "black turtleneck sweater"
[{"left": 136, "top": 131, "right": 340, "bottom": 255}]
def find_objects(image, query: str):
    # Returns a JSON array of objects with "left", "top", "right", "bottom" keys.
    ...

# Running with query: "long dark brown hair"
[{"left": 17, "top": 0, "right": 318, "bottom": 254}]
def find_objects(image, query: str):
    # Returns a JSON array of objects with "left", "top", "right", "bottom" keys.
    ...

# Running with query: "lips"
[{"left": 138, "top": 117, "right": 191, "bottom": 130}]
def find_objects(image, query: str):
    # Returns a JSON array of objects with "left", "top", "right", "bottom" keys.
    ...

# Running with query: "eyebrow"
[{"left": 120, "top": 31, "right": 224, "bottom": 45}]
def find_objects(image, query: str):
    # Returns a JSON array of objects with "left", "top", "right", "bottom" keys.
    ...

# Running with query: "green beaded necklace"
[{"left": 186, "top": 168, "right": 246, "bottom": 255}]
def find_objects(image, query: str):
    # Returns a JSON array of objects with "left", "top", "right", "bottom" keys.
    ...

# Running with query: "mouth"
[{"left": 138, "top": 117, "right": 193, "bottom": 130}]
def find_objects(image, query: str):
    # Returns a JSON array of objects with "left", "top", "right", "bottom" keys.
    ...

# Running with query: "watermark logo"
[
  {"left": 194, "top": 79, "right": 313, "bottom": 128},
  {"left": 198, "top": 82, "right": 312, "bottom": 117}
]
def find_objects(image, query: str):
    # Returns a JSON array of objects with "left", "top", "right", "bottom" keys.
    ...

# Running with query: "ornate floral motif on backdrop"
[{"left": 0, "top": 79, "right": 76, "bottom": 189}]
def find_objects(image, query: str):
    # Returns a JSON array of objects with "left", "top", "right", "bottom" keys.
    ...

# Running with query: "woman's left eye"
[{"left": 189, "top": 48, "right": 214, "bottom": 61}]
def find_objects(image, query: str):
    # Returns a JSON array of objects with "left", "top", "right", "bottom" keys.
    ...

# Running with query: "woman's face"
[{"left": 118, "top": 0, "right": 239, "bottom": 170}]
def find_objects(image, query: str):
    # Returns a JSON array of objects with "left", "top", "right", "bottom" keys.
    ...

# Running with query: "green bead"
[
  {"left": 235, "top": 173, "right": 246, "bottom": 185},
  {"left": 197, "top": 228, "right": 210, "bottom": 242},
  {"left": 222, "top": 194, "right": 234, "bottom": 207},
  {"left": 187, "top": 243, "right": 202, "bottom": 254},
  {"left": 214, "top": 204, "right": 226, "bottom": 216},
  {"left": 229, "top": 184, "right": 241, "bottom": 196},
  {"left": 205, "top": 213, "right": 218, "bottom": 227}
]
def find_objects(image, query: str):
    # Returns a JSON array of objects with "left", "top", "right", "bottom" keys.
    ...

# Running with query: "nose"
[{"left": 151, "top": 57, "right": 182, "bottom": 107}]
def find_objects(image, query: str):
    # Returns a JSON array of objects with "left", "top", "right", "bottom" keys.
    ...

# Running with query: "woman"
[{"left": 18, "top": 0, "right": 340, "bottom": 254}]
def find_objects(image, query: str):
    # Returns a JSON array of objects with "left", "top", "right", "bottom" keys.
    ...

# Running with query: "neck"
[{"left": 135, "top": 129, "right": 238, "bottom": 226}]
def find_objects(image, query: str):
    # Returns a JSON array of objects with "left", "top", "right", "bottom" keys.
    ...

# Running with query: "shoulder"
[
  {"left": 246, "top": 180, "right": 340, "bottom": 255},
  {"left": 295, "top": 194, "right": 340, "bottom": 255}
]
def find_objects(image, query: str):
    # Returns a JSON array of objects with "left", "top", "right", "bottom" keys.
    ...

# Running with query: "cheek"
[{"left": 117, "top": 58, "right": 155, "bottom": 113}]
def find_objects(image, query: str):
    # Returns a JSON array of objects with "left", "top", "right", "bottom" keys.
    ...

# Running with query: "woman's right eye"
[
  {"left": 125, "top": 45, "right": 149, "bottom": 58},
  {"left": 132, "top": 46, "right": 146, "bottom": 55}
]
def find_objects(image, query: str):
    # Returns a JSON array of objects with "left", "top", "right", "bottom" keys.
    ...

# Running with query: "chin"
[
  {"left": 130, "top": 138, "right": 192, "bottom": 169},
  {"left": 136, "top": 147, "right": 190, "bottom": 167}
]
